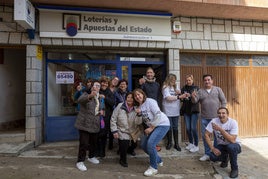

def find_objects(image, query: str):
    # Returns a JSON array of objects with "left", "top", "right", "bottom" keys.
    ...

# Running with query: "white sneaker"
[
  {"left": 199, "top": 154, "right": 210, "bottom": 161},
  {"left": 76, "top": 162, "right": 87, "bottom": 171},
  {"left": 190, "top": 145, "right": 199, "bottom": 153},
  {"left": 186, "top": 143, "right": 194, "bottom": 150},
  {"left": 88, "top": 157, "right": 100, "bottom": 164},
  {"left": 158, "top": 162, "right": 163, "bottom": 167},
  {"left": 144, "top": 166, "right": 158, "bottom": 176}
]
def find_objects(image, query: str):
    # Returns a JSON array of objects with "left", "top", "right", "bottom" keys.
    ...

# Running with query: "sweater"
[{"left": 192, "top": 86, "right": 227, "bottom": 119}]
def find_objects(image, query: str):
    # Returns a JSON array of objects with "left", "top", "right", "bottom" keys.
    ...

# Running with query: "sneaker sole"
[{"left": 144, "top": 171, "right": 158, "bottom": 176}]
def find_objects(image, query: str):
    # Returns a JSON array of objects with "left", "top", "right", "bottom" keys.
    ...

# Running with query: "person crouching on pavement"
[
  {"left": 204, "top": 107, "right": 241, "bottom": 178},
  {"left": 110, "top": 92, "right": 143, "bottom": 167},
  {"left": 133, "top": 88, "right": 170, "bottom": 177},
  {"left": 75, "top": 80, "right": 104, "bottom": 171}
]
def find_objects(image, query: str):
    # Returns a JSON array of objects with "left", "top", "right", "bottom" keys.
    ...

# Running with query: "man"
[
  {"left": 139, "top": 67, "right": 162, "bottom": 152},
  {"left": 204, "top": 107, "right": 241, "bottom": 178},
  {"left": 191, "top": 74, "right": 227, "bottom": 161}
]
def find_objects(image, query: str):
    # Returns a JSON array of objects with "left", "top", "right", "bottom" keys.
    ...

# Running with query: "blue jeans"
[
  {"left": 168, "top": 116, "right": 179, "bottom": 131},
  {"left": 201, "top": 118, "right": 217, "bottom": 155},
  {"left": 184, "top": 113, "right": 198, "bottom": 146},
  {"left": 141, "top": 125, "right": 169, "bottom": 169},
  {"left": 208, "top": 143, "right": 241, "bottom": 170}
]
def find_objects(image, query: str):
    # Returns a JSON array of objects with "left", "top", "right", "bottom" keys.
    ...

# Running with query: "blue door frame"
[{"left": 45, "top": 54, "right": 165, "bottom": 142}]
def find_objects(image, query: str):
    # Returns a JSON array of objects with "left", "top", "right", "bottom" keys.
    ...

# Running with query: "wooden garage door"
[{"left": 180, "top": 53, "right": 268, "bottom": 140}]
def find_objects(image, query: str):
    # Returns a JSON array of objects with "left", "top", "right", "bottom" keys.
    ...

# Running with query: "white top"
[
  {"left": 162, "top": 86, "right": 180, "bottom": 117},
  {"left": 206, "top": 117, "right": 241, "bottom": 145},
  {"left": 140, "top": 98, "right": 170, "bottom": 127}
]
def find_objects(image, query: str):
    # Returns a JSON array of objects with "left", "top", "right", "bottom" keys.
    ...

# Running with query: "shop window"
[{"left": 47, "top": 62, "right": 117, "bottom": 116}]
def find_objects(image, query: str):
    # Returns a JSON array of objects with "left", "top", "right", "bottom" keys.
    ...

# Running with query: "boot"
[
  {"left": 165, "top": 130, "right": 172, "bottom": 150},
  {"left": 173, "top": 129, "right": 181, "bottom": 151}
]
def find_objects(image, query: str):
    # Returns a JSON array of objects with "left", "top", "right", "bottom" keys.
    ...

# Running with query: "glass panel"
[
  {"left": 206, "top": 55, "right": 226, "bottom": 66},
  {"left": 122, "top": 66, "right": 128, "bottom": 80},
  {"left": 47, "top": 52, "right": 116, "bottom": 60},
  {"left": 180, "top": 53, "right": 202, "bottom": 66},
  {"left": 229, "top": 55, "right": 250, "bottom": 66},
  {"left": 47, "top": 62, "right": 117, "bottom": 116},
  {"left": 252, "top": 55, "right": 268, "bottom": 66}
]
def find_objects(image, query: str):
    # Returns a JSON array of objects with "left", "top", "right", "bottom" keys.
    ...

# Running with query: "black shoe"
[
  {"left": 119, "top": 160, "right": 128, "bottom": 167},
  {"left": 166, "top": 143, "right": 172, "bottom": 150},
  {"left": 220, "top": 161, "right": 228, "bottom": 168},
  {"left": 174, "top": 144, "right": 181, "bottom": 151},
  {"left": 220, "top": 156, "right": 229, "bottom": 168},
  {"left": 230, "top": 169, "right": 238, "bottom": 178},
  {"left": 127, "top": 151, "right": 136, "bottom": 156}
]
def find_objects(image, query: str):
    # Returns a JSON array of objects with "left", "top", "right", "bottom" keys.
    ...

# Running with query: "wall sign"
[
  {"left": 14, "top": 0, "right": 35, "bottom": 29},
  {"left": 38, "top": 6, "right": 172, "bottom": 41}
]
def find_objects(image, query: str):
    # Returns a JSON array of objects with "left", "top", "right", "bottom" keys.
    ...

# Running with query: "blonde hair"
[
  {"left": 163, "top": 73, "right": 177, "bottom": 89},
  {"left": 186, "top": 74, "right": 194, "bottom": 81}
]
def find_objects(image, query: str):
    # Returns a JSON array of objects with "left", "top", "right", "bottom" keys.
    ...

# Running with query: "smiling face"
[
  {"left": 118, "top": 81, "right": 127, "bottom": 91},
  {"left": 203, "top": 76, "right": 213, "bottom": 89},
  {"left": 146, "top": 68, "right": 155, "bottom": 80},
  {"left": 92, "top": 82, "right": 101, "bottom": 92},
  {"left": 217, "top": 108, "right": 229, "bottom": 123},
  {"left": 126, "top": 93, "right": 134, "bottom": 107},
  {"left": 186, "top": 76, "right": 193, "bottom": 86},
  {"left": 101, "top": 81, "right": 109, "bottom": 91},
  {"left": 111, "top": 77, "right": 119, "bottom": 87},
  {"left": 134, "top": 90, "right": 144, "bottom": 105}
]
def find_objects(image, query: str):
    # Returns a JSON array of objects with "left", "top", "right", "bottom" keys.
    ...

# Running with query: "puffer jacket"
[
  {"left": 110, "top": 102, "right": 142, "bottom": 141},
  {"left": 74, "top": 92, "right": 100, "bottom": 133}
]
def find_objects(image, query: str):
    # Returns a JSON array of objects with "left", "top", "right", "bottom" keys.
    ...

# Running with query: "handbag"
[
  {"left": 180, "top": 103, "right": 186, "bottom": 116},
  {"left": 130, "top": 124, "right": 144, "bottom": 142}
]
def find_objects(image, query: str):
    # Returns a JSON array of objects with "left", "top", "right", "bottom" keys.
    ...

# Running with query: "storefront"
[{"left": 27, "top": 5, "right": 174, "bottom": 142}]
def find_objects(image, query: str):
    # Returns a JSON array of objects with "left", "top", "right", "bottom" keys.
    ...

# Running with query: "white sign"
[
  {"left": 38, "top": 7, "right": 171, "bottom": 41},
  {"left": 56, "top": 71, "right": 74, "bottom": 84},
  {"left": 14, "top": 0, "right": 35, "bottom": 29}
]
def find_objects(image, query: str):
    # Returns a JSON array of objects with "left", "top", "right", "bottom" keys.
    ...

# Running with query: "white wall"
[{"left": 0, "top": 49, "right": 26, "bottom": 125}]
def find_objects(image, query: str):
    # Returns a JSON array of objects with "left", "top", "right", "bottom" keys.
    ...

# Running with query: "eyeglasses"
[{"left": 93, "top": 84, "right": 100, "bottom": 88}]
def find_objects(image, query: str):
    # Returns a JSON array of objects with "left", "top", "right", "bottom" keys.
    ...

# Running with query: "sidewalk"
[{"left": 18, "top": 137, "right": 268, "bottom": 178}]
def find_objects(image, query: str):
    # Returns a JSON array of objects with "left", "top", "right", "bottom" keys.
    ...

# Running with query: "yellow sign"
[{"left": 36, "top": 45, "right": 43, "bottom": 60}]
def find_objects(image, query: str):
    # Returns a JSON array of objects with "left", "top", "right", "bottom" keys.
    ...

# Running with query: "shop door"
[{"left": 131, "top": 64, "right": 165, "bottom": 90}]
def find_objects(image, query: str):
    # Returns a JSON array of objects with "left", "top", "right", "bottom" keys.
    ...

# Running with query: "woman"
[
  {"left": 73, "top": 78, "right": 93, "bottom": 111},
  {"left": 162, "top": 73, "right": 182, "bottom": 151},
  {"left": 114, "top": 79, "right": 128, "bottom": 107},
  {"left": 108, "top": 76, "right": 119, "bottom": 150},
  {"left": 98, "top": 76, "right": 114, "bottom": 158},
  {"left": 110, "top": 92, "right": 142, "bottom": 167},
  {"left": 74, "top": 80, "right": 103, "bottom": 171},
  {"left": 181, "top": 74, "right": 200, "bottom": 153},
  {"left": 133, "top": 88, "right": 170, "bottom": 177}
]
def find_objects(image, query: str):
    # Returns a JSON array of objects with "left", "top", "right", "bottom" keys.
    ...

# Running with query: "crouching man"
[{"left": 204, "top": 107, "right": 241, "bottom": 178}]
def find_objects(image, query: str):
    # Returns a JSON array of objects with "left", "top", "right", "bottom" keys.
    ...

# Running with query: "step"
[
  {"left": 0, "top": 141, "right": 34, "bottom": 157},
  {"left": 0, "top": 133, "right": 25, "bottom": 143}
]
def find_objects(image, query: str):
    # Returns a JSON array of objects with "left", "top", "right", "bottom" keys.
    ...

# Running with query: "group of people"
[{"left": 73, "top": 68, "right": 241, "bottom": 178}]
